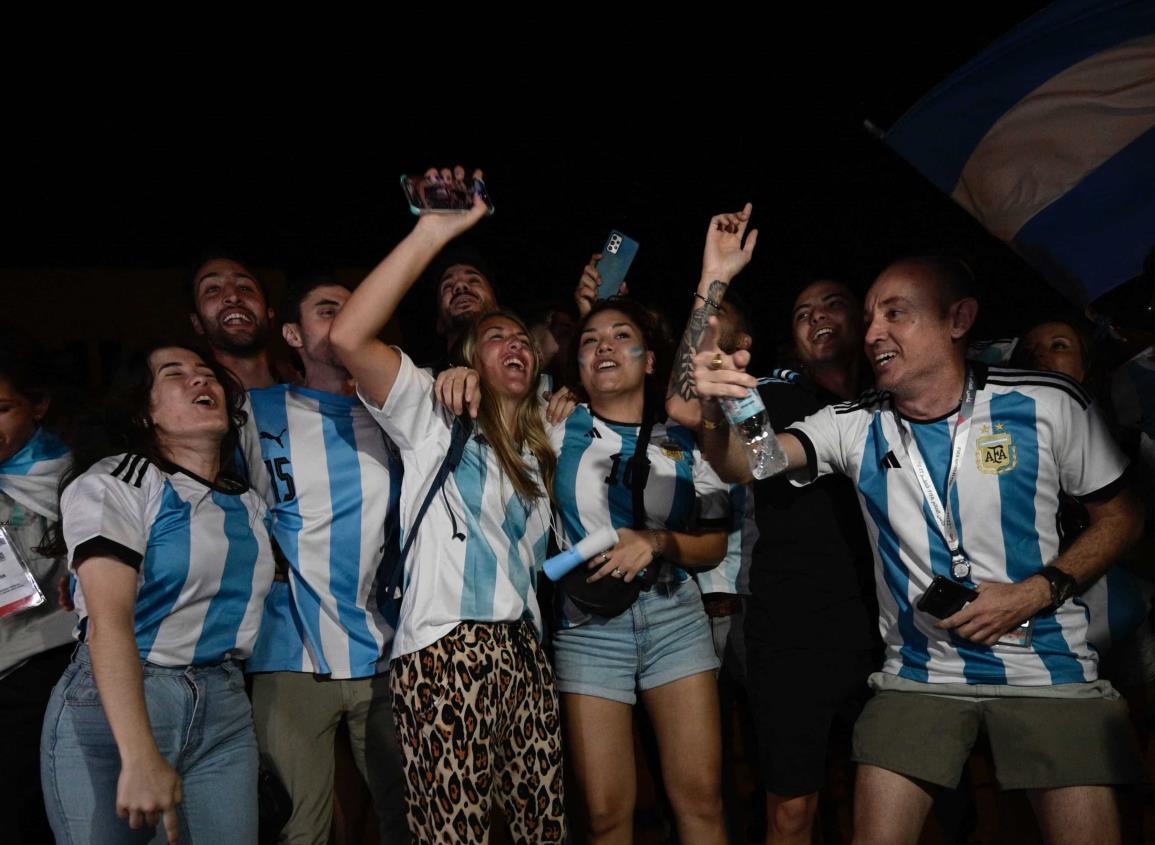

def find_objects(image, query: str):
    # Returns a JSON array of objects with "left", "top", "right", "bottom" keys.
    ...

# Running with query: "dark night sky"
[{"left": 4, "top": 5, "right": 1073, "bottom": 372}]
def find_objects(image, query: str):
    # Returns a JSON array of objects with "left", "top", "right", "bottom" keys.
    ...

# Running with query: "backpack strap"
[{"left": 383, "top": 414, "right": 471, "bottom": 622}]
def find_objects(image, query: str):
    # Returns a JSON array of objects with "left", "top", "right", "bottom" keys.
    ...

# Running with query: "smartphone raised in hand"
[
  {"left": 596, "top": 230, "right": 639, "bottom": 300},
  {"left": 400, "top": 174, "right": 495, "bottom": 216}
]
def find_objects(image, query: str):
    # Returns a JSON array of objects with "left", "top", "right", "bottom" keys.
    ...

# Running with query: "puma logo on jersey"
[{"left": 259, "top": 428, "right": 288, "bottom": 448}]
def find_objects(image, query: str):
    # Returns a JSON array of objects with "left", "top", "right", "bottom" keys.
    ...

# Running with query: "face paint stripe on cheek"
[{"left": 627, "top": 346, "right": 645, "bottom": 360}]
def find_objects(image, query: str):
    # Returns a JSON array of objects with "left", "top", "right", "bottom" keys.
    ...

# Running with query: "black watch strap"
[{"left": 1039, "top": 567, "right": 1078, "bottom": 612}]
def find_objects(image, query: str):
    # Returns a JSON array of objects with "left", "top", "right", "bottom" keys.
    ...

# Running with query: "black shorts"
[{"left": 746, "top": 642, "right": 876, "bottom": 797}]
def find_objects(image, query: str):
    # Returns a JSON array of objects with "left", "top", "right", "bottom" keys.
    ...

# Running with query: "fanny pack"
[{"left": 560, "top": 399, "right": 656, "bottom": 619}]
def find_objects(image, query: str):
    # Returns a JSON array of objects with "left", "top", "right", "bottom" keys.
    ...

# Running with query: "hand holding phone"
[
  {"left": 596, "top": 230, "right": 639, "bottom": 300},
  {"left": 401, "top": 167, "right": 495, "bottom": 216},
  {"left": 917, "top": 575, "right": 979, "bottom": 619}
]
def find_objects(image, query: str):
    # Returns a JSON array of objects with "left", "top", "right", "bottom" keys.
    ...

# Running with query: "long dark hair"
[
  {"left": 44, "top": 343, "right": 248, "bottom": 558},
  {"left": 67, "top": 343, "right": 248, "bottom": 483},
  {"left": 566, "top": 297, "right": 673, "bottom": 416}
]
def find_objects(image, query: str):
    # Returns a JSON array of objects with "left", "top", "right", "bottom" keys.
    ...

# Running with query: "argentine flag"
[{"left": 884, "top": 0, "right": 1155, "bottom": 305}]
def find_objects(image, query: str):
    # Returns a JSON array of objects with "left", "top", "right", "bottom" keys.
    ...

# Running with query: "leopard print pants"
[{"left": 391, "top": 621, "right": 567, "bottom": 844}]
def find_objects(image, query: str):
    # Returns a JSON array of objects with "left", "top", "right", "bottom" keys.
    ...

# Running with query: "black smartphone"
[{"left": 917, "top": 575, "right": 979, "bottom": 619}]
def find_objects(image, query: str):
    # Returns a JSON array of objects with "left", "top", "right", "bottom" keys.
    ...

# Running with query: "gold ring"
[{"left": 709, "top": 353, "right": 724, "bottom": 371}]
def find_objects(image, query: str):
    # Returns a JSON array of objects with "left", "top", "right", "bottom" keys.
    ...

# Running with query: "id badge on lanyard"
[
  {"left": 895, "top": 369, "right": 1033, "bottom": 647},
  {"left": 0, "top": 524, "right": 46, "bottom": 618}
]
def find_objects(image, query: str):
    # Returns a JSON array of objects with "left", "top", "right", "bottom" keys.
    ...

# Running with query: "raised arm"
[
  {"left": 79, "top": 557, "right": 183, "bottom": 843},
  {"left": 330, "top": 167, "right": 489, "bottom": 407},
  {"left": 666, "top": 203, "right": 758, "bottom": 428}
]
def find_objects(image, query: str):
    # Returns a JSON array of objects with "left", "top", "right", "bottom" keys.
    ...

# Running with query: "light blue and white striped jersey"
[
  {"left": 360, "top": 352, "right": 552, "bottom": 660},
  {"left": 696, "top": 484, "right": 757, "bottom": 596},
  {"left": 242, "top": 385, "right": 402, "bottom": 678},
  {"left": 552, "top": 405, "right": 730, "bottom": 624},
  {"left": 1110, "top": 345, "right": 1155, "bottom": 474},
  {"left": 0, "top": 428, "right": 75, "bottom": 676},
  {"left": 789, "top": 365, "right": 1128, "bottom": 686},
  {"left": 1080, "top": 567, "right": 1152, "bottom": 654},
  {"left": 62, "top": 455, "right": 275, "bottom": 667}
]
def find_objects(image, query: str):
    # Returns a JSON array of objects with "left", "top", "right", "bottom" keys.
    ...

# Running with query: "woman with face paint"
[{"left": 551, "top": 296, "right": 731, "bottom": 844}]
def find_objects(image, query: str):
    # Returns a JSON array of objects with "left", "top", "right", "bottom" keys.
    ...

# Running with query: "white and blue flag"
[{"left": 884, "top": 0, "right": 1155, "bottom": 304}]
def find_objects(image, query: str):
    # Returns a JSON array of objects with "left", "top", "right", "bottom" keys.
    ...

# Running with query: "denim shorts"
[
  {"left": 552, "top": 578, "right": 720, "bottom": 704},
  {"left": 41, "top": 644, "right": 258, "bottom": 844}
]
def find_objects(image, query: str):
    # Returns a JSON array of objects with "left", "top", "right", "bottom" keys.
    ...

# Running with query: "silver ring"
[{"left": 611, "top": 567, "right": 624, "bottom": 578}]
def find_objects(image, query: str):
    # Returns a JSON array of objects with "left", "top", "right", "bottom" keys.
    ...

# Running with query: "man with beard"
[
  {"left": 189, "top": 255, "right": 280, "bottom": 389},
  {"left": 243, "top": 271, "right": 409, "bottom": 844},
  {"left": 429, "top": 247, "right": 498, "bottom": 371}
]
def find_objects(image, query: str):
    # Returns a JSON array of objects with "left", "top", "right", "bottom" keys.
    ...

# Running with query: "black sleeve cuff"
[
  {"left": 782, "top": 427, "right": 818, "bottom": 482},
  {"left": 1075, "top": 470, "right": 1129, "bottom": 505},
  {"left": 72, "top": 537, "right": 143, "bottom": 571},
  {"left": 696, "top": 516, "right": 730, "bottom": 530}
]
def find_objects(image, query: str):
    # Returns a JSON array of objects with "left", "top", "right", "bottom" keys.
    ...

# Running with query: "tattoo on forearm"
[{"left": 669, "top": 280, "right": 728, "bottom": 402}]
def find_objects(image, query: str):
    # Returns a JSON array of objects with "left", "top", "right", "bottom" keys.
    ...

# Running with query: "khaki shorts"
[{"left": 852, "top": 673, "right": 1144, "bottom": 790}]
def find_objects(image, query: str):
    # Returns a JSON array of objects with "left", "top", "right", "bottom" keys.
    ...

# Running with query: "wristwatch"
[{"left": 1038, "top": 566, "right": 1078, "bottom": 612}]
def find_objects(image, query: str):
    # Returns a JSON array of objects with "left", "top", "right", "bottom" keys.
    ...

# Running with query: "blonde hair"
[{"left": 458, "top": 310, "right": 556, "bottom": 504}]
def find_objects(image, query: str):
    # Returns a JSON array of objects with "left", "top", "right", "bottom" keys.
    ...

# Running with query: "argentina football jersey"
[
  {"left": 359, "top": 352, "right": 552, "bottom": 659},
  {"left": 696, "top": 483, "right": 757, "bottom": 596},
  {"left": 551, "top": 405, "right": 731, "bottom": 574},
  {"left": 243, "top": 385, "right": 402, "bottom": 678},
  {"left": 788, "top": 365, "right": 1128, "bottom": 686},
  {"left": 62, "top": 455, "right": 275, "bottom": 667}
]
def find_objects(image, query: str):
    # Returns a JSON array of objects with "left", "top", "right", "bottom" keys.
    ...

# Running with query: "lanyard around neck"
[{"left": 893, "top": 368, "right": 976, "bottom": 581}]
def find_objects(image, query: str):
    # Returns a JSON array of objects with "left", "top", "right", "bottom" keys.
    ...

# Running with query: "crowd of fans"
[{"left": 2, "top": 168, "right": 1153, "bottom": 845}]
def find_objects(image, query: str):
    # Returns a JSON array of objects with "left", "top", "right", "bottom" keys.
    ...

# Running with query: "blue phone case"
[{"left": 597, "top": 230, "right": 639, "bottom": 299}]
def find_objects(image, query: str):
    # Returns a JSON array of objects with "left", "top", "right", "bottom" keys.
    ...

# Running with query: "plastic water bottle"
[{"left": 720, "top": 389, "right": 788, "bottom": 479}]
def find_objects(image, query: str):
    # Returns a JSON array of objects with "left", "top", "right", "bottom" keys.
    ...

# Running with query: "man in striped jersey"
[
  {"left": 696, "top": 257, "right": 1144, "bottom": 845},
  {"left": 243, "top": 273, "right": 409, "bottom": 844}
]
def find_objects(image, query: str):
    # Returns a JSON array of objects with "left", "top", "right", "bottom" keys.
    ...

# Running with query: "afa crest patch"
[
  {"left": 976, "top": 426, "right": 1016, "bottom": 475},
  {"left": 659, "top": 439, "right": 689, "bottom": 462}
]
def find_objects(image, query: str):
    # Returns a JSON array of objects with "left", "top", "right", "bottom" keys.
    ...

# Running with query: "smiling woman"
[
  {"left": 551, "top": 296, "right": 731, "bottom": 844},
  {"left": 40, "top": 344, "right": 275, "bottom": 845},
  {"left": 329, "top": 168, "right": 566, "bottom": 845}
]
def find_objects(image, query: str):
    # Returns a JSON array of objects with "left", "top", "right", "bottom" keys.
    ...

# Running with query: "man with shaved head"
[{"left": 695, "top": 256, "right": 1144, "bottom": 845}]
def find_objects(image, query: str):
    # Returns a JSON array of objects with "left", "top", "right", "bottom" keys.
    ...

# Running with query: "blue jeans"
[{"left": 41, "top": 644, "right": 258, "bottom": 844}]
